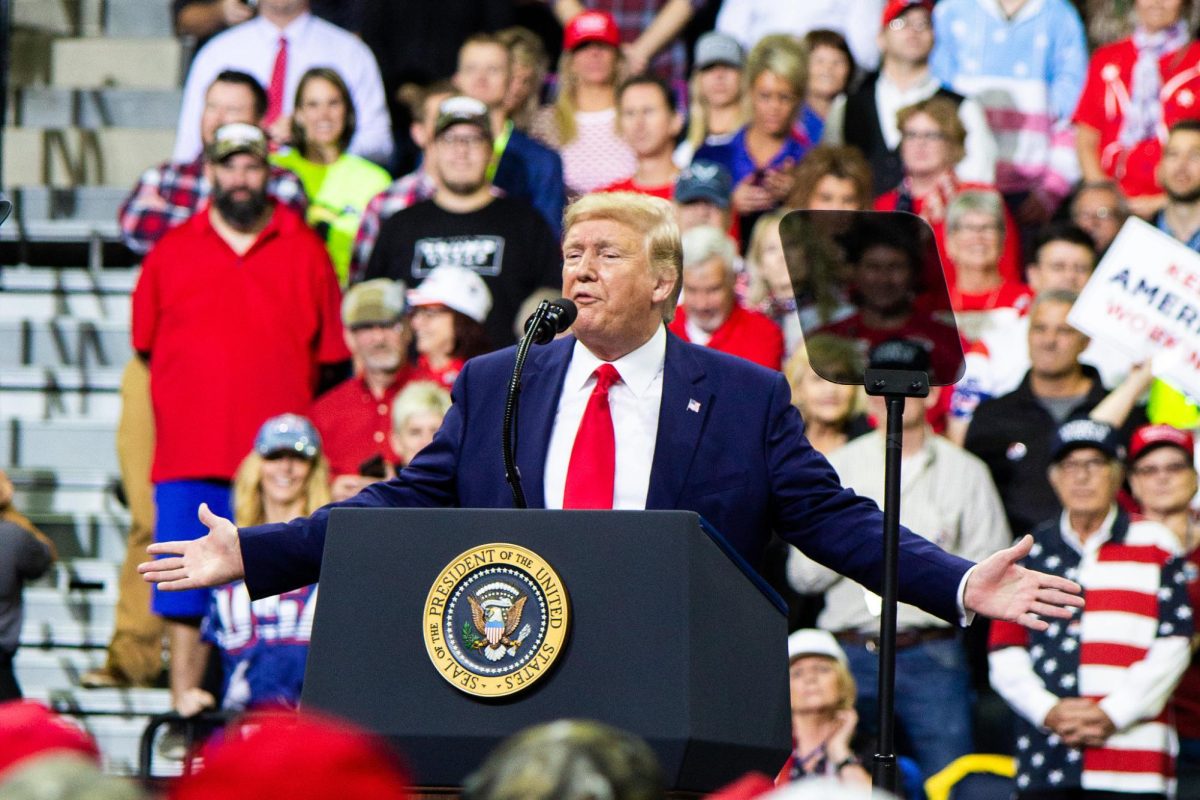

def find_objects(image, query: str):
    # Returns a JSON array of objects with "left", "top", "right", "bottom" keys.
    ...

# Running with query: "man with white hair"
[{"left": 667, "top": 225, "right": 783, "bottom": 370}]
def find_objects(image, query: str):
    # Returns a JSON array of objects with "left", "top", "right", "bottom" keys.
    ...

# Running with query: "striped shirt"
[{"left": 989, "top": 508, "right": 1193, "bottom": 796}]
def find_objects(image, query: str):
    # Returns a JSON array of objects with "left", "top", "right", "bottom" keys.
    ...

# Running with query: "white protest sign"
[{"left": 1067, "top": 217, "right": 1200, "bottom": 399}]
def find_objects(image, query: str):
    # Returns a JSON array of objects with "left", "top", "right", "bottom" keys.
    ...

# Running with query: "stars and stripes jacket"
[{"left": 989, "top": 508, "right": 1193, "bottom": 795}]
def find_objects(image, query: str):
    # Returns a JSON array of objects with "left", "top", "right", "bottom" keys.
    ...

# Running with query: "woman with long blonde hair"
[
  {"left": 174, "top": 414, "right": 330, "bottom": 718},
  {"left": 674, "top": 32, "right": 748, "bottom": 168},
  {"left": 530, "top": 10, "right": 635, "bottom": 195}
]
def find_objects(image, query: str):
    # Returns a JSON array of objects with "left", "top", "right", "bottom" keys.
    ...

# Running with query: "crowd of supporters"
[{"left": 7, "top": 0, "right": 1200, "bottom": 797}]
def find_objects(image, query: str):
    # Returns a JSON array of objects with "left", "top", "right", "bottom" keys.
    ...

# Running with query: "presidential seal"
[{"left": 423, "top": 543, "right": 569, "bottom": 697}]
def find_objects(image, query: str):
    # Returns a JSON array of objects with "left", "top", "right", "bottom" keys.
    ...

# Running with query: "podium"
[{"left": 301, "top": 508, "right": 791, "bottom": 793}]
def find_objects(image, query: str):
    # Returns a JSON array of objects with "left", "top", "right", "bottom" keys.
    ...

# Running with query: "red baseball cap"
[
  {"left": 0, "top": 701, "right": 100, "bottom": 780},
  {"left": 1129, "top": 424, "right": 1196, "bottom": 464},
  {"left": 169, "top": 710, "right": 410, "bottom": 800},
  {"left": 882, "top": 0, "right": 934, "bottom": 27},
  {"left": 563, "top": 10, "right": 620, "bottom": 51}
]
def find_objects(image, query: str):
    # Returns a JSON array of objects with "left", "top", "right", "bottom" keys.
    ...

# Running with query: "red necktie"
[
  {"left": 563, "top": 364, "right": 621, "bottom": 509},
  {"left": 265, "top": 36, "right": 288, "bottom": 125}
]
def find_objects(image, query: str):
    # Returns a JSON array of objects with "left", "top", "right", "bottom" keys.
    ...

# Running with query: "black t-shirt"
[{"left": 364, "top": 197, "right": 562, "bottom": 350}]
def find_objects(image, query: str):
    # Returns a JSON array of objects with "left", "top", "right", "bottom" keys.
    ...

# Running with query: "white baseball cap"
[
  {"left": 407, "top": 265, "right": 493, "bottom": 324},
  {"left": 787, "top": 629, "right": 848, "bottom": 665}
]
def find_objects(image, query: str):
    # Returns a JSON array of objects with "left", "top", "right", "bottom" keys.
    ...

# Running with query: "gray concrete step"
[
  {"left": 12, "top": 185, "right": 131, "bottom": 225},
  {"left": 52, "top": 38, "right": 182, "bottom": 90},
  {"left": 19, "top": 510, "right": 129, "bottom": 562},
  {"left": 17, "top": 88, "right": 183, "bottom": 130},
  {"left": 3, "top": 418, "right": 120, "bottom": 473},
  {"left": 0, "top": 318, "right": 131, "bottom": 369},
  {"left": 0, "top": 365, "right": 124, "bottom": 420},
  {"left": 0, "top": 266, "right": 138, "bottom": 293},
  {"left": 0, "top": 289, "right": 131, "bottom": 323},
  {"left": 4, "top": 127, "right": 175, "bottom": 188}
]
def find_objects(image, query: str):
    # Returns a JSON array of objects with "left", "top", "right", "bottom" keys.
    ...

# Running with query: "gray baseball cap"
[{"left": 694, "top": 32, "right": 744, "bottom": 70}]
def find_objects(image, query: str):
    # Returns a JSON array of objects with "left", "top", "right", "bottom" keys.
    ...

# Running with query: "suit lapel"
[
  {"left": 513, "top": 336, "right": 574, "bottom": 509},
  {"left": 647, "top": 333, "right": 712, "bottom": 509}
]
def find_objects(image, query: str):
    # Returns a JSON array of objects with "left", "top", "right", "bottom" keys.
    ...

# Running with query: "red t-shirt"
[
  {"left": 873, "top": 182, "right": 1024, "bottom": 293},
  {"left": 132, "top": 204, "right": 349, "bottom": 483},
  {"left": 308, "top": 370, "right": 412, "bottom": 477},
  {"left": 819, "top": 311, "right": 968, "bottom": 391},
  {"left": 668, "top": 303, "right": 784, "bottom": 371},
  {"left": 408, "top": 354, "right": 465, "bottom": 392},
  {"left": 1074, "top": 38, "right": 1200, "bottom": 198},
  {"left": 599, "top": 176, "right": 675, "bottom": 200},
  {"left": 950, "top": 281, "right": 1033, "bottom": 313}
]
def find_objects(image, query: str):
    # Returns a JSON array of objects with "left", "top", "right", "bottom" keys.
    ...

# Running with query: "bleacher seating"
[
  {"left": 1, "top": 264, "right": 169, "bottom": 774},
  {"left": 3, "top": 1, "right": 181, "bottom": 774}
]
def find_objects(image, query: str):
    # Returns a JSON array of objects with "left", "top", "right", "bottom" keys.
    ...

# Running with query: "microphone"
[
  {"left": 523, "top": 298, "right": 577, "bottom": 345},
  {"left": 503, "top": 298, "right": 578, "bottom": 508}
]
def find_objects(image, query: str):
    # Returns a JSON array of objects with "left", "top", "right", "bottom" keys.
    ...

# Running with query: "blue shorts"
[{"left": 152, "top": 479, "right": 232, "bottom": 619}]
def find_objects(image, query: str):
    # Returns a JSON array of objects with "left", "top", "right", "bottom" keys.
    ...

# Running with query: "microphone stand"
[
  {"left": 864, "top": 365, "right": 929, "bottom": 796},
  {"left": 503, "top": 301, "right": 553, "bottom": 508}
]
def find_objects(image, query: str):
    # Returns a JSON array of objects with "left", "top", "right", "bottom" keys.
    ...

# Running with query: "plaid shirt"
[
  {"left": 587, "top": 0, "right": 706, "bottom": 86},
  {"left": 349, "top": 169, "right": 439, "bottom": 282},
  {"left": 117, "top": 157, "right": 308, "bottom": 255}
]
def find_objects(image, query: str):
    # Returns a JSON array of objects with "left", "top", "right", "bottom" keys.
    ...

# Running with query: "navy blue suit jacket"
[
  {"left": 493, "top": 128, "right": 565, "bottom": 240},
  {"left": 240, "top": 332, "right": 973, "bottom": 620}
]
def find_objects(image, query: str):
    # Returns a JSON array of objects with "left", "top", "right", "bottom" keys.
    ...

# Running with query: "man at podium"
[{"left": 141, "top": 192, "right": 1081, "bottom": 633}]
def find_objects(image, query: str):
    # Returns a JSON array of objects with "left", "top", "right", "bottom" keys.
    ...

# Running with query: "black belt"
[{"left": 834, "top": 627, "right": 956, "bottom": 653}]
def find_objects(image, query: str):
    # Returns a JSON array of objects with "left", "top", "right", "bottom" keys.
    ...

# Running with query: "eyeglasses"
[
  {"left": 902, "top": 129, "right": 948, "bottom": 143},
  {"left": 1130, "top": 461, "right": 1194, "bottom": 479},
  {"left": 1055, "top": 457, "right": 1111, "bottom": 476},
  {"left": 889, "top": 17, "right": 931, "bottom": 32},
  {"left": 1072, "top": 207, "right": 1118, "bottom": 223},
  {"left": 952, "top": 222, "right": 1001, "bottom": 235},
  {"left": 438, "top": 133, "right": 488, "bottom": 150}
]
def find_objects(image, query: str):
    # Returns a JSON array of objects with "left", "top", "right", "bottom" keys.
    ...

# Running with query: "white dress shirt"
[
  {"left": 544, "top": 325, "right": 978, "bottom": 618},
  {"left": 715, "top": 0, "right": 885, "bottom": 71},
  {"left": 172, "top": 13, "right": 393, "bottom": 165},
  {"left": 543, "top": 325, "right": 666, "bottom": 510}
]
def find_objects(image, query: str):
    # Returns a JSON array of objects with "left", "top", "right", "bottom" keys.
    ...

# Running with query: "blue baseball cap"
[
  {"left": 254, "top": 414, "right": 322, "bottom": 459},
  {"left": 1049, "top": 419, "right": 1124, "bottom": 464},
  {"left": 674, "top": 160, "right": 733, "bottom": 208}
]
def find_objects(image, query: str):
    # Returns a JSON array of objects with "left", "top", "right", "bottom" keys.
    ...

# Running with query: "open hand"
[
  {"left": 964, "top": 535, "right": 1083, "bottom": 630},
  {"left": 138, "top": 503, "right": 245, "bottom": 591}
]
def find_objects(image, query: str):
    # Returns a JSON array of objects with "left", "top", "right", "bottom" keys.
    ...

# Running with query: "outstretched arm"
[
  {"left": 139, "top": 503, "right": 244, "bottom": 590},
  {"left": 964, "top": 535, "right": 1083, "bottom": 630}
]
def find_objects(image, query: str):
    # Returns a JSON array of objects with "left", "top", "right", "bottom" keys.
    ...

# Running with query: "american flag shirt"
[
  {"left": 990, "top": 509, "right": 1193, "bottom": 796},
  {"left": 117, "top": 156, "right": 308, "bottom": 255}
]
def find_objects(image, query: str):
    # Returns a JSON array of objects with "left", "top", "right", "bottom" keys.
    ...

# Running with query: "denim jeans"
[{"left": 843, "top": 635, "right": 974, "bottom": 781}]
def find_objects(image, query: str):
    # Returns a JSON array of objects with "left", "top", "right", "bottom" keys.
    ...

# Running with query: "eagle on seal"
[{"left": 469, "top": 593, "right": 529, "bottom": 662}]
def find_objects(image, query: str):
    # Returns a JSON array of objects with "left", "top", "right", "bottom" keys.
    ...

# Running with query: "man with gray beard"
[
  {"left": 363, "top": 96, "right": 562, "bottom": 350},
  {"left": 309, "top": 279, "right": 415, "bottom": 501},
  {"left": 131, "top": 122, "right": 348, "bottom": 716}
]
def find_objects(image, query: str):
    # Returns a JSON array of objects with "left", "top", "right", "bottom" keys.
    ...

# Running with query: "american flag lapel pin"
[{"left": 687, "top": 399, "right": 701, "bottom": 413}]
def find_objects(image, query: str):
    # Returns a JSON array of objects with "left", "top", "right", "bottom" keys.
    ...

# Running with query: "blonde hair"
[
  {"left": 745, "top": 209, "right": 788, "bottom": 307},
  {"left": 391, "top": 380, "right": 452, "bottom": 432},
  {"left": 745, "top": 34, "right": 807, "bottom": 103},
  {"left": 232, "top": 452, "right": 332, "bottom": 528},
  {"left": 497, "top": 27, "right": 549, "bottom": 131},
  {"left": 564, "top": 192, "right": 683, "bottom": 320},
  {"left": 783, "top": 334, "right": 867, "bottom": 421},
  {"left": 549, "top": 46, "right": 625, "bottom": 146},
  {"left": 684, "top": 64, "right": 748, "bottom": 153}
]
